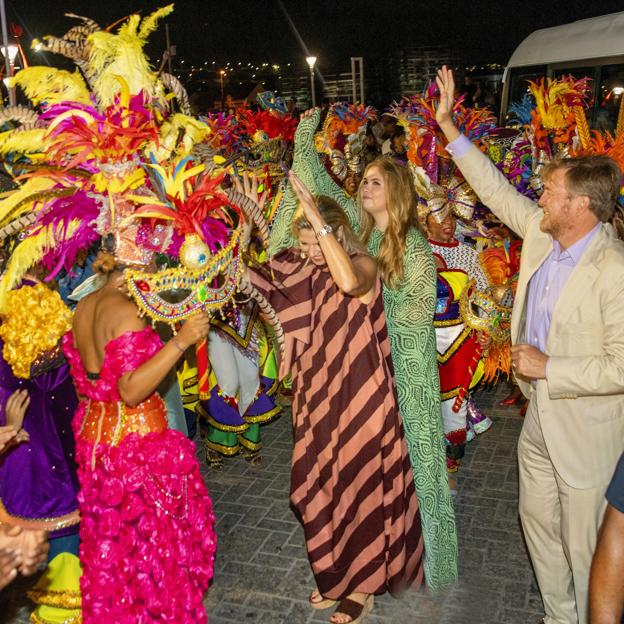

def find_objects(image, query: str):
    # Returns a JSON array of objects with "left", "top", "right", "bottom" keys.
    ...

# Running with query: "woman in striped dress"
[
  {"left": 271, "top": 111, "right": 458, "bottom": 590},
  {"left": 248, "top": 173, "right": 424, "bottom": 624}
]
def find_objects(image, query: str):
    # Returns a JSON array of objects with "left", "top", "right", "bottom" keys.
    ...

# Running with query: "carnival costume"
[
  {"left": 0, "top": 282, "right": 81, "bottom": 624},
  {"left": 429, "top": 241, "right": 490, "bottom": 470},
  {"left": 202, "top": 301, "right": 280, "bottom": 463},
  {"left": 387, "top": 89, "right": 496, "bottom": 469},
  {"left": 62, "top": 328, "right": 215, "bottom": 623},
  {"left": 0, "top": 6, "right": 289, "bottom": 621},
  {"left": 271, "top": 108, "right": 458, "bottom": 591}
]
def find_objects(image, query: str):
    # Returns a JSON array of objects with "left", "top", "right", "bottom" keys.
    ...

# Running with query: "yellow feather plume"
[
  {"left": 0, "top": 129, "right": 50, "bottom": 155},
  {"left": 87, "top": 6, "right": 173, "bottom": 107},
  {"left": 0, "top": 221, "right": 79, "bottom": 313},
  {"left": 137, "top": 5, "right": 174, "bottom": 41},
  {"left": 0, "top": 176, "right": 57, "bottom": 228},
  {"left": 151, "top": 113, "right": 211, "bottom": 160},
  {"left": 9, "top": 67, "right": 90, "bottom": 106}
]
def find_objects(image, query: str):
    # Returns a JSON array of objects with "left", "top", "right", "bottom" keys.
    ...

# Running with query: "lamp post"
[
  {"left": 306, "top": 56, "right": 316, "bottom": 107},
  {"left": 0, "top": 43, "right": 17, "bottom": 105},
  {"left": 0, "top": 0, "right": 14, "bottom": 105},
  {"left": 219, "top": 70, "right": 225, "bottom": 110}
]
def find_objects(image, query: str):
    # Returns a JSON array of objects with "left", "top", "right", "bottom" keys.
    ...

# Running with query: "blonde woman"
[
  {"left": 246, "top": 172, "right": 424, "bottom": 624},
  {"left": 271, "top": 112, "right": 458, "bottom": 590}
]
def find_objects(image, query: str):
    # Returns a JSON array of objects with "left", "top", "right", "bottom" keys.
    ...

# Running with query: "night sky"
[{"left": 12, "top": 0, "right": 624, "bottom": 71}]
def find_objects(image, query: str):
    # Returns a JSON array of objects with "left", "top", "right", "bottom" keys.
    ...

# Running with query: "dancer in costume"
[
  {"left": 422, "top": 209, "right": 493, "bottom": 472},
  {"left": 249, "top": 175, "right": 423, "bottom": 624},
  {"left": 64, "top": 249, "right": 216, "bottom": 623},
  {"left": 270, "top": 109, "right": 457, "bottom": 590},
  {"left": 203, "top": 299, "right": 280, "bottom": 467},
  {"left": 0, "top": 280, "right": 82, "bottom": 624}
]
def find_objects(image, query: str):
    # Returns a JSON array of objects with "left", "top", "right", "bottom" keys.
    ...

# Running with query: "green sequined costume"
[{"left": 271, "top": 110, "right": 458, "bottom": 590}]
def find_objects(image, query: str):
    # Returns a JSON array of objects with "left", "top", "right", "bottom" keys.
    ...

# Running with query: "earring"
[{"left": 300, "top": 251, "right": 306, "bottom": 259}]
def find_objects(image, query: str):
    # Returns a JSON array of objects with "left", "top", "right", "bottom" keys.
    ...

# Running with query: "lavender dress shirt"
[{"left": 524, "top": 224, "right": 600, "bottom": 352}]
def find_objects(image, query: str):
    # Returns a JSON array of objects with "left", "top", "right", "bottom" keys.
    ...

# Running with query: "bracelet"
[
  {"left": 171, "top": 336, "right": 186, "bottom": 354},
  {"left": 315, "top": 224, "right": 333, "bottom": 238}
]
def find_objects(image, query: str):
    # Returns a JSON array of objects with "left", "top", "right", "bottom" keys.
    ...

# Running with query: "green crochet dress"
[{"left": 271, "top": 110, "right": 458, "bottom": 590}]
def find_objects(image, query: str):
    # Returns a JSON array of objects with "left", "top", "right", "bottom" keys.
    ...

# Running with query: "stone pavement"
[{"left": 0, "top": 385, "right": 544, "bottom": 624}]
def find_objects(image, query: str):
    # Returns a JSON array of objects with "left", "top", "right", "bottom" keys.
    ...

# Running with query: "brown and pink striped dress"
[{"left": 252, "top": 249, "right": 424, "bottom": 599}]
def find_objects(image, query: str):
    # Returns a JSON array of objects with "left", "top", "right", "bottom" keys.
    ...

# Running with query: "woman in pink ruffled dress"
[{"left": 62, "top": 251, "right": 216, "bottom": 623}]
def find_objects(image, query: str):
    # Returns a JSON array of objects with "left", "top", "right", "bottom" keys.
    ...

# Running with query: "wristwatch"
[{"left": 315, "top": 224, "right": 333, "bottom": 238}]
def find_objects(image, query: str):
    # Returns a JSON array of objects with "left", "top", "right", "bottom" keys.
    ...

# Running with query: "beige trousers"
[{"left": 518, "top": 397, "right": 607, "bottom": 624}]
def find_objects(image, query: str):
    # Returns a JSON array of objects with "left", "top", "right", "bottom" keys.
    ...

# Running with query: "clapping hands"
[
  {"left": 0, "top": 525, "right": 49, "bottom": 589},
  {"left": 0, "top": 389, "right": 31, "bottom": 453}
]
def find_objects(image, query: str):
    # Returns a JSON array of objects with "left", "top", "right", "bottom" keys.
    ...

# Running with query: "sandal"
[
  {"left": 240, "top": 447, "right": 263, "bottom": 467},
  {"left": 330, "top": 594, "right": 374, "bottom": 624},
  {"left": 309, "top": 589, "right": 337, "bottom": 610},
  {"left": 206, "top": 449, "right": 224, "bottom": 471}
]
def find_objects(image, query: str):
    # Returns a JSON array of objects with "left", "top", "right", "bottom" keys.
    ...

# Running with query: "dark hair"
[{"left": 92, "top": 250, "right": 117, "bottom": 274}]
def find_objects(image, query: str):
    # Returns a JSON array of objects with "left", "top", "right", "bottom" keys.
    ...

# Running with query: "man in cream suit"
[{"left": 435, "top": 66, "right": 624, "bottom": 624}]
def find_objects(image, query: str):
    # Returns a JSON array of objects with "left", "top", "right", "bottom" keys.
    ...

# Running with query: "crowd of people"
[{"left": 0, "top": 7, "right": 624, "bottom": 624}]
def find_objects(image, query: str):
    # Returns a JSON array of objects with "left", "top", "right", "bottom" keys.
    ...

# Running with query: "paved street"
[{"left": 1, "top": 385, "right": 544, "bottom": 624}]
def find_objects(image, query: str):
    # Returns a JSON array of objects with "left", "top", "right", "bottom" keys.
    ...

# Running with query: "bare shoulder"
[{"left": 96, "top": 291, "right": 145, "bottom": 338}]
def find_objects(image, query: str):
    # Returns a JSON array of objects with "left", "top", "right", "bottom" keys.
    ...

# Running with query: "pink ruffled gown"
[{"left": 63, "top": 327, "right": 216, "bottom": 623}]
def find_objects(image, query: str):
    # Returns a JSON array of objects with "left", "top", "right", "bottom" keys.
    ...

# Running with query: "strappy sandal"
[
  {"left": 308, "top": 589, "right": 337, "bottom": 610},
  {"left": 240, "top": 447, "right": 263, "bottom": 467},
  {"left": 206, "top": 449, "right": 224, "bottom": 471},
  {"left": 330, "top": 595, "right": 374, "bottom": 624}
]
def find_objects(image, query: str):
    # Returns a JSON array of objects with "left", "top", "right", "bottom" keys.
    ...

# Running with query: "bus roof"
[{"left": 507, "top": 11, "right": 624, "bottom": 68}]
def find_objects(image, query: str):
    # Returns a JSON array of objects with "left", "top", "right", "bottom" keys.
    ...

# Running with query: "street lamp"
[
  {"left": 306, "top": 56, "right": 317, "bottom": 107},
  {"left": 0, "top": 44, "right": 18, "bottom": 105},
  {"left": 219, "top": 70, "right": 225, "bottom": 110}
]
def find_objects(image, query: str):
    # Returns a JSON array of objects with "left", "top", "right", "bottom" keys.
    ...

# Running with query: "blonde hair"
[
  {"left": 292, "top": 195, "right": 366, "bottom": 254},
  {"left": 358, "top": 157, "right": 420, "bottom": 287}
]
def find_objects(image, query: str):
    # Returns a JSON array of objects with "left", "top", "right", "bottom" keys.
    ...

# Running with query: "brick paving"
[{"left": 0, "top": 385, "right": 544, "bottom": 624}]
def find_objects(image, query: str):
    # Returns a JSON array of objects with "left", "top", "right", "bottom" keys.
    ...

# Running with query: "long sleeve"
[
  {"left": 269, "top": 110, "right": 359, "bottom": 255},
  {"left": 376, "top": 227, "right": 458, "bottom": 590},
  {"left": 389, "top": 229, "right": 437, "bottom": 328},
  {"left": 248, "top": 252, "right": 312, "bottom": 348},
  {"left": 450, "top": 141, "right": 540, "bottom": 239}
]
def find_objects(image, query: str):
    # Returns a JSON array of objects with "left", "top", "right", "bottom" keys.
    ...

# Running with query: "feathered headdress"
[
  {"left": 314, "top": 102, "right": 377, "bottom": 182},
  {"left": 390, "top": 82, "right": 496, "bottom": 224}
]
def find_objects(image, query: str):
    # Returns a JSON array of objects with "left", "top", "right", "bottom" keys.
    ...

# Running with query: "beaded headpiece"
[
  {"left": 314, "top": 102, "right": 377, "bottom": 182},
  {"left": 389, "top": 83, "right": 496, "bottom": 225}
]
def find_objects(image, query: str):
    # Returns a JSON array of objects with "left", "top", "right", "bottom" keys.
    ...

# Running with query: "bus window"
[
  {"left": 507, "top": 65, "right": 547, "bottom": 103},
  {"left": 596, "top": 64, "right": 624, "bottom": 131},
  {"left": 504, "top": 65, "right": 547, "bottom": 124}
]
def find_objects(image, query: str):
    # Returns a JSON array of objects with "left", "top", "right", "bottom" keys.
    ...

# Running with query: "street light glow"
[
  {"left": 305, "top": 56, "right": 317, "bottom": 69},
  {"left": 1, "top": 45, "right": 18, "bottom": 63}
]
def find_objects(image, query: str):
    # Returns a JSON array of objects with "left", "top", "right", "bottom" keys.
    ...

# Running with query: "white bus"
[{"left": 501, "top": 11, "right": 624, "bottom": 130}]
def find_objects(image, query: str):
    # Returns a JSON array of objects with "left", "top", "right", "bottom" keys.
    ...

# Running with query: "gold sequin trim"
[{"left": 27, "top": 588, "right": 81, "bottom": 609}]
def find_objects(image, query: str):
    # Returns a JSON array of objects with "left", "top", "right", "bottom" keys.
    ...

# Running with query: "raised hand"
[
  {"left": 233, "top": 172, "right": 267, "bottom": 246},
  {"left": 233, "top": 172, "right": 267, "bottom": 210},
  {"left": 435, "top": 65, "right": 457, "bottom": 130},
  {"left": 289, "top": 171, "right": 323, "bottom": 228},
  {"left": 300, "top": 108, "right": 319, "bottom": 121},
  {"left": 11, "top": 527, "right": 48, "bottom": 575}
]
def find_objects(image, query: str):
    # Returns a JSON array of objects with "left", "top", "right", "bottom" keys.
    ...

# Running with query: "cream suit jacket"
[{"left": 452, "top": 143, "right": 624, "bottom": 489}]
